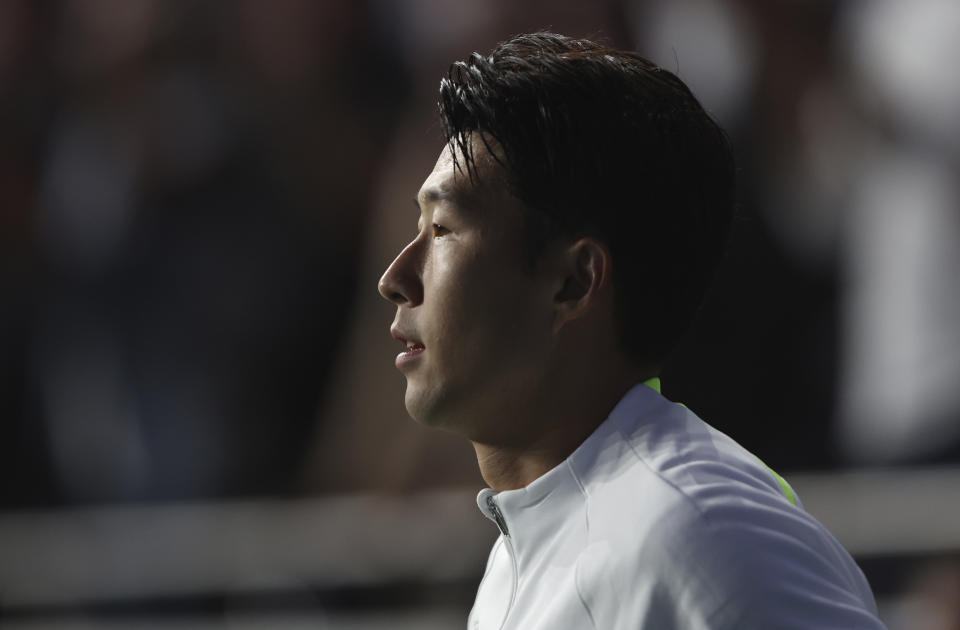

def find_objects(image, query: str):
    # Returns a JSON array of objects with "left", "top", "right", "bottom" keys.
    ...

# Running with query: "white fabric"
[{"left": 468, "top": 382, "right": 886, "bottom": 629}]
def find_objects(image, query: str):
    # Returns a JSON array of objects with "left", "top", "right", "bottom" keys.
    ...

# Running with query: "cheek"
[
  {"left": 424, "top": 234, "right": 551, "bottom": 359},
  {"left": 445, "top": 264, "right": 546, "bottom": 356}
]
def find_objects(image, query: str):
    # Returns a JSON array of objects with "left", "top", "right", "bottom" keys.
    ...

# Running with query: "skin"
[{"left": 378, "top": 136, "right": 652, "bottom": 491}]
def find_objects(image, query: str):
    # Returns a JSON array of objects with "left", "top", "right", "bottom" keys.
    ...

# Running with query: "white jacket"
[{"left": 468, "top": 380, "right": 886, "bottom": 629}]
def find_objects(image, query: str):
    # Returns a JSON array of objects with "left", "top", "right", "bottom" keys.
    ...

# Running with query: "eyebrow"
[{"left": 414, "top": 188, "right": 449, "bottom": 212}]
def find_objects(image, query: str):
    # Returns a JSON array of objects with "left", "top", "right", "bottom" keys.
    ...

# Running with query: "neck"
[{"left": 471, "top": 367, "right": 652, "bottom": 491}]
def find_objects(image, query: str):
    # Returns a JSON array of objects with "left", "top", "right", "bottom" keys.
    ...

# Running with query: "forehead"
[{"left": 417, "top": 138, "right": 510, "bottom": 211}]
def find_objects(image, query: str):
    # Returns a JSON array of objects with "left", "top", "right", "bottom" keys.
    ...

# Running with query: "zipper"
[
  {"left": 486, "top": 494, "right": 510, "bottom": 536},
  {"left": 484, "top": 494, "right": 518, "bottom": 629}
]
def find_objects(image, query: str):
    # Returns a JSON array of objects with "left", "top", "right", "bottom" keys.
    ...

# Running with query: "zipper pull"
[{"left": 486, "top": 495, "right": 510, "bottom": 537}]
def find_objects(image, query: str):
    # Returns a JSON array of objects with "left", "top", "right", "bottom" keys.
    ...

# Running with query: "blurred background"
[{"left": 1, "top": 0, "right": 959, "bottom": 627}]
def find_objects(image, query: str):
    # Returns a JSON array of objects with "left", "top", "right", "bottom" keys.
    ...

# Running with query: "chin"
[
  {"left": 404, "top": 386, "right": 438, "bottom": 425},
  {"left": 405, "top": 402, "right": 448, "bottom": 430},
  {"left": 404, "top": 385, "right": 460, "bottom": 431}
]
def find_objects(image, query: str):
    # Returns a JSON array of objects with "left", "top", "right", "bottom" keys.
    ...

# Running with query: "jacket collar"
[{"left": 475, "top": 378, "right": 664, "bottom": 569}]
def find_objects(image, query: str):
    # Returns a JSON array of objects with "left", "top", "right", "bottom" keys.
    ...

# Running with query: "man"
[{"left": 378, "top": 32, "right": 886, "bottom": 629}]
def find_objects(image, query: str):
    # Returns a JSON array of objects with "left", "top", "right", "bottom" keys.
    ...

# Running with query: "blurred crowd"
[
  {"left": 1, "top": 0, "right": 959, "bottom": 508},
  {"left": 1, "top": 0, "right": 409, "bottom": 505}
]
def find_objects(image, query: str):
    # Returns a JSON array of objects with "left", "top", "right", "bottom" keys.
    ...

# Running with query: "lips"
[
  {"left": 391, "top": 326, "right": 425, "bottom": 369},
  {"left": 401, "top": 338, "right": 425, "bottom": 352},
  {"left": 391, "top": 326, "right": 424, "bottom": 350}
]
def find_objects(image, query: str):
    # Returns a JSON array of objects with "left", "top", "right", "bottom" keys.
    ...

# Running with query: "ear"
[{"left": 552, "top": 237, "right": 613, "bottom": 332}]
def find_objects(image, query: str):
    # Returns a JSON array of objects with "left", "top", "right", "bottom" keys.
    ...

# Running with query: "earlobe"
[{"left": 552, "top": 238, "right": 611, "bottom": 330}]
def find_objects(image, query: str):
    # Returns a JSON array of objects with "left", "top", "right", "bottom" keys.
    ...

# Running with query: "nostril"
[
  {"left": 378, "top": 276, "right": 408, "bottom": 304},
  {"left": 378, "top": 256, "right": 421, "bottom": 306},
  {"left": 377, "top": 278, "right": 399, "bottom": 302}
]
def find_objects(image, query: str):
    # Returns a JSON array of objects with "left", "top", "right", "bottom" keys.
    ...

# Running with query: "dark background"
[{"left": 1, "top": 1, "right": 958, "bottom": 627}]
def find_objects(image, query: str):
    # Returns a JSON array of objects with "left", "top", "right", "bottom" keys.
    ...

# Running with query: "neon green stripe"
[
  {"left": 756, "top": 458, "right": 798, "bottom": 507},
  {"left": 770, "top": 468, "right": 798, "bottom": 507},
  {"left": 645, "top": 376, "right": 797, "bottom": 507}
]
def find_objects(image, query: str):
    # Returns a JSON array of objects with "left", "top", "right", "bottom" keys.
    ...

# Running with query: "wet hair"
[{"left": 438, "top": 31, "right": 735, "bottom": 367}]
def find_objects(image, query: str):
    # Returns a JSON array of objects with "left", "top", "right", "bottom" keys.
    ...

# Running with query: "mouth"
[
  {"left": 398, "top": 337, "right": 425, "bottom": 354},
  {"left": 391, "top": 327, "right": 425, "bottom": 369}
]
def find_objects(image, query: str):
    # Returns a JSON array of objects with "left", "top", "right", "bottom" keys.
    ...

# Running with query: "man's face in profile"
[{"left": 378, "top": 140, "right": 556, "bottom": 442}]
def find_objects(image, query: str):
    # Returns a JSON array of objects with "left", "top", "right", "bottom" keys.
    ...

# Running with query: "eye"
[{"left": 432, "top": 223, "right": 450, "bottom": 238}]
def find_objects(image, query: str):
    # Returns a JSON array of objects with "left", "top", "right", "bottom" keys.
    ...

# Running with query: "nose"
[{"left": 378, "top": 239, "right": 424, "bottom": 306}]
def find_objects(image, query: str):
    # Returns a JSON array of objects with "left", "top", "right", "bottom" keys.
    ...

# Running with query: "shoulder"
[
  {"left": 578, "top": 396, "right": 795, "bottom": 544},
  {"left": 573, "top": 400, "right": 884, "bottom": 628}
]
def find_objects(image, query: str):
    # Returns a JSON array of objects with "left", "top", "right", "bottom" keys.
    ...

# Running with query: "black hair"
[{"left": 437, "top": 31, "right": 735, "bottom": 366}]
